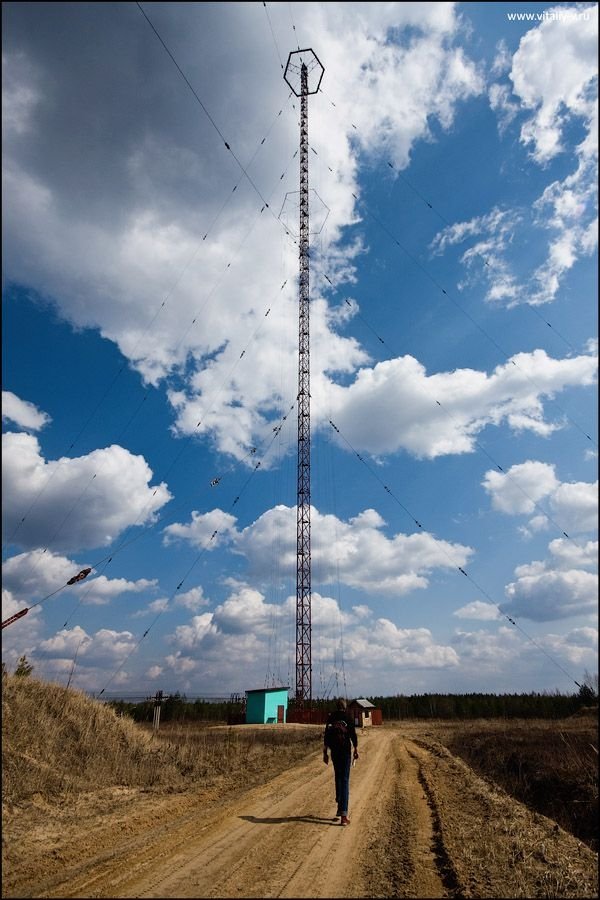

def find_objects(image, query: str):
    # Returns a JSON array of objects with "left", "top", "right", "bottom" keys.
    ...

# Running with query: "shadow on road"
[{"left": 239, "top": 815, "right": 338, "bottom": 826}]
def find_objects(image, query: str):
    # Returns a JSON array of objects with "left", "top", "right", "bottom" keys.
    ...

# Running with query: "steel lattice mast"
[{"left": 283, "top": 49, "right": 324, "bottom": 707}]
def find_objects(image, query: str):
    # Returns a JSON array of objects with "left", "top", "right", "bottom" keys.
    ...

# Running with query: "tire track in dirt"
[
  {"left": 406, "top": 744, "right": 463, "bottom": 898},
  {"left": 358, "top": 738, "right": 450, "bottom": 899}
]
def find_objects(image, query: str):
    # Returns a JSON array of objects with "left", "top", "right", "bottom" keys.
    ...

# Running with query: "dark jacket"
[{"left": 323, "top": 710, "right": 358, "bottom": 753}]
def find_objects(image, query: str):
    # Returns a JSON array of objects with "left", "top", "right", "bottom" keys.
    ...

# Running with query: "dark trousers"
[{"left": 331, "top": 748, "right": 351, "bottom": 815}]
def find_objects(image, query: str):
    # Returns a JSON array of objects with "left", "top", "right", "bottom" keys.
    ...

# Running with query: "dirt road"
[{"left": 3, "top": 724, "right": 597, "bottom": 898}]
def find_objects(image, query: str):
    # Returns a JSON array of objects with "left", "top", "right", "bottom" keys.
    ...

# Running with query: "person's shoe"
[{"left": 340, "top": 815, "right": 350, "bottom": 826}]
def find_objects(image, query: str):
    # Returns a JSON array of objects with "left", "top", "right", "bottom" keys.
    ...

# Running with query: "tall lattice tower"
[{"left": 283, "top": 49, "right": 324, "bottom": 707}]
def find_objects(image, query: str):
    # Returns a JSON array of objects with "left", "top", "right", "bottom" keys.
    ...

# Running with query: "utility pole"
[
  {"left": 283, "top": 49, "right": 324, "bottom": 709},
  {"left": 151, "top": 689, "right": 166, "bottom": 731}
]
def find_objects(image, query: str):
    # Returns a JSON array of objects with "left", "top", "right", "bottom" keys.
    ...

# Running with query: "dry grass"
[
  {"left": 431, "top": 716, "right": 599, "bottom": 852},
  {"left": 1, "top": 675, "right": 323, "bottom": 806}
]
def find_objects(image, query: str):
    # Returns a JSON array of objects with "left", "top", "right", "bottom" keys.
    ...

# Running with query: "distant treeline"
[
  {"left": 369, "top": 691, "right": 593, "bottom": 720},
  {"left": 108, "top": 689, "right": 595, "bottom": 724},
  {"left": 109, "top": 695, "right": 243, "bottom": 723}
]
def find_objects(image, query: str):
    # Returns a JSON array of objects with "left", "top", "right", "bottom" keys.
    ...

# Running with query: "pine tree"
[{"left": 14, "top": 655, "right": 34, "bottom": 677}]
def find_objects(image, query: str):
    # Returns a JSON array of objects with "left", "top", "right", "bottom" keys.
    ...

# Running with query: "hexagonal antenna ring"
[{"left": 284, "top": 48, "right": 324, "bottom": 96}]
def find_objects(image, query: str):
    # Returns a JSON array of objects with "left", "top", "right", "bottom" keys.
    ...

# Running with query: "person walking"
[{"left": 323, "top": 698, "right": 359, "bottom": 826}]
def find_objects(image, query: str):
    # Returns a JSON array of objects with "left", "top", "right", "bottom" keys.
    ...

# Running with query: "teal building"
[{"left": 245, "top": 687, "right": 289, "bottom": 724}]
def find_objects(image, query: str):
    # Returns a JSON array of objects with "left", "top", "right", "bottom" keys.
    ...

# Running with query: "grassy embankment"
[{"left": 2, "top": 674, "right": 322, "bottom": 807}]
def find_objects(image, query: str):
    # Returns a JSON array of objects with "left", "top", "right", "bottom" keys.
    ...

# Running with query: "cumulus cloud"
[
  {"left": 508, "top": 4, "right": 598, "bottom": 164},
  {"left": 73, "top": 574, "right": 158, "bottom": 607},
  {"left": 174, "top": 586, "right": 210, "bottom": 611},
  {"left": 2, "top": 431, "right": 172, "bottom": 551},
  {"left": 540, "top": 625, "right": 597, "bottom": 665},
  {"left": 547, "top": 537, "right": 597, "bottom": 569},
  {"left": 1, "top": 548, "right": 159, "bottom": 614},
  {"left": 39, "top": 625, "right": 137, "bottom": 667},
  {"left": 482, "top": 460, "right": 598, "bottom": 535},
  {"left": 2, "top": 391, "right": 51, "bottom": 431},
  {"left": 1, "top": 585, "right": 45, "bottom": 657},
  {"left": 344, "top": 617, "right": 460, "bottom": 669},
  {"left": 483, "top": 460, "right": 560, "bottom": 516},
  {"left": 2, "top": 2, "right": 484, "bottom": 463},
  {"left": 131, "top": 598, "right": 170, "bottom": 617},
  {"left": 447, "top": 622, "right": 595, "bottom": 687},
  {"left": 164, "top": 503, "right": 473, "bottom": 597},
  {"left": 465, "top": 5, "right": 599, "bottom": 307},
  {"left": 2, "top": 548, "right": 92, "bottom": 604},
  {"left": 452, "top": 625, "right": 521, "bottom": 667},
  {"left": 494, "top": 468, "right": 598, "bottom": 621},
  {"left": 0, "top": 620, "right": 141, "bottom": 692},
  {"left": 502, "top": 567, "right": 597, "bottom": 621},
  {"left": 325, "top": 348, "right": 596, "bottom": 459},
  {"left": 162, "top": 508, "right": 238, "bottom": 550},
  {"left": 160, "top": 584, "right": 460, "bottom": 693},
  {"left": 453, "top": 600, "right": 501, "bottom": 621}
]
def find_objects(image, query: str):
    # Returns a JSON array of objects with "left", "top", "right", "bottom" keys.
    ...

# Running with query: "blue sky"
[{"left": 2, "top": 1, "right": 597, "bottom": 700}]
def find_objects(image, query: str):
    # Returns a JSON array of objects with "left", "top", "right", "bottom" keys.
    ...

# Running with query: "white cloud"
[
  {"left": 170, "top": 612, "right": 218, "bottom": 651},
  {"left": 430, "top": 206, "right": 518, "bottom": 257},
  {"left": 165, "top": 503, "right": 473, "bottom": 597},
  {"left": 344, "top": 617, "right": 459, "bottom": 669},
  {"left": 448, "top": 621, "right": 596, "bottom": 685},
  {"left": 1, "top": 3, "right": 484, "bottom": 465},
  {"left": 508, "top": 4, "right": 598, "bottom": 164},
  {"left": 477, "top": 5, "right": 599, "bottom": 307},
  {"left": 482, "top": 460, "right": 598, "bottom": 625},
  {"left": 483, "top": 460, "right": 560, "bottom": 515},
  {"left": 452, "top": 625, "right": 521, "bottom": 666},
  {"left": 2, "top": 391, "right": 51, "bottom": 431},
  {"left": 483, "top": 460, "right": 597, "bottom": 535},
  {"left": 73, "top": 574, "right": 158, "bottom": 607},
  {"left": 162, "top": 508, "right": 238, "bottom": 550},
  {"left": 550, "top": 480, "right": 598, "bottom": 534},
  {"left": 213, "top": 585, "right": 279, "bottom": 637},
  {"left": 1, "top": 548, "right": 158, "bottom": 618},
  {"left": 2, "top": 431, "right": 172, "bottom": 551},
  {"left": 174, "top": 586, "right": 210, "bottom": 611},
  {"left": 37, "top": 625, "right": 92, "bottom": 657},
  {"left": 131, "top": 598, "right": 170, "bottom": 618},
  {"left": 547, "top": 537, "right": 597, "bottom": 569},
  {"left": 431, "top": 205, "right": 522, "bottom": 303},
  {"left": 146, "top": 665, "right": 163, "bottom": 679},
  {"left": 2, "top": 548, "right": 91, "bottom": 604},
  {"left": 503, "top": 567, "right": 597, "bottom": 621},
  {"left": 326, "top": 348, "right": 596, "bottom": 459},
  {"left": 29, "top": 623, "right": 139, "bottom": 690},
  {"left": 540, "top": 625, "right": 598, "bottom": 665},
  {"left": 1, "top": 586, "right": 45, "bottom": 659},
  {"left": 491, "top": 39, "right": 512, "bottom": 77},
  {"left": 490, "top": 82, "right": 520, "bottom": 134},
  {"left": 453, "top": 600, "right": 501, "bottom": 621},
  {"left": 161, "top": 583, "right": 460, "bottom": 694}
]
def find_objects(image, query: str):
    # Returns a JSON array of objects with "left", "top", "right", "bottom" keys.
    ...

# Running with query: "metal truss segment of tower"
[
  {"left": 296, "top": 60, "right": 311, "bottom": 706},
  {"left": 283, "top": 49, "right": 324, "bottom": 708}
]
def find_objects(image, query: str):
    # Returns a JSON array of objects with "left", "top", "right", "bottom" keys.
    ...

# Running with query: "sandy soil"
[{"left": 2, "top": 723, "right": 597, "bottom": 899}]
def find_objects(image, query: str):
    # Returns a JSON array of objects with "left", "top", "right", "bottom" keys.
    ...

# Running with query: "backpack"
[{"left": 326, "top": 717, "right": 349, "bottom": 750}]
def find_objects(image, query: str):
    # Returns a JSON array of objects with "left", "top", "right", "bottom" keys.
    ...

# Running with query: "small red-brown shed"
[{"left": 348, "top": 698, "right": 383, "bottom": 727}]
